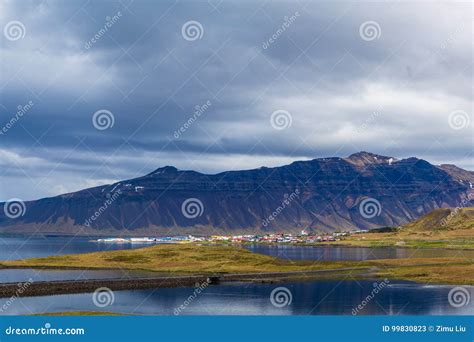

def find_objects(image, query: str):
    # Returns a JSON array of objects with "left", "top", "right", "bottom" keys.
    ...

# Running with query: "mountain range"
[{"left": 1, "top": 152, "right": 473, "bottom": 236}]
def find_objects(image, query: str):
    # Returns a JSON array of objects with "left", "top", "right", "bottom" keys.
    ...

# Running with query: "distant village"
[{"left": 95, "top": 230, "right": 369, "bottom": 244}]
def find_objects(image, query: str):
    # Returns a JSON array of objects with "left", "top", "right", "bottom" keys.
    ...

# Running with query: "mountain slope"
[
  {"left": 1, "top": 152, "right": 473, "bottom": 235},
  {"left": 402, "top": 207, "right": 474, "bottom": 231}
]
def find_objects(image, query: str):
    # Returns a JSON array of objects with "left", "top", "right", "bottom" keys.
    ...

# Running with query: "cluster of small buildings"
[
  {"left": 96, "top": 236, "right": 192, "bottom": 244},
  {"left": 96, "top": 230, "right": 367, "bottom": 245},
  {"left": 207, "top": 230, "right": 350, "bottom": 244}
]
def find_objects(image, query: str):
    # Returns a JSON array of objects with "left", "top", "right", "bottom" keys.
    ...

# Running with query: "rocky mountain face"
[{"left": 1, "top": 152, "right": 473, "bottom": 235}]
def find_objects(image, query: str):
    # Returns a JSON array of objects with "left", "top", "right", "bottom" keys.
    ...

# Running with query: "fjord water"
[
  {"left": 2, "top": 236, "right": 473, "bottom": 262},
  {"left": 1, "top": 280, "right": 472, "bottom": 316},
  {"left": 0, "top": 236, "right": 146, "bottom": 261},
  {"left": 244, "top": 244, "right": 474, "bottom": 261},
  {"left": 1, "top": 236, "right": 472, "bottom": 316},
  {"left": 0, "top": 268, "right": 166, "bottom": 283},
  {"left": 1, "top": 236, "right": 473, "bottom": 283}
]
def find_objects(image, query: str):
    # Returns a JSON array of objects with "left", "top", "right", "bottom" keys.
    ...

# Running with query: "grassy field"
[
  {"left": 322, "top": 232, "right": 474, "bottom": 249},
  {"left": 322, "top": 207, "right": 474, "bottom": 249},
  {"left": 368, "top": 258, "right": 474, "bottom": 285},
  {"left": 1, "top": 244, "right": 353, "bottom": 274},
  {"left": 1, "top": 243, "right": 473, "bottom": 285},
  {"left": 373, "top": 260, "right": 474, "bottom": 285}
]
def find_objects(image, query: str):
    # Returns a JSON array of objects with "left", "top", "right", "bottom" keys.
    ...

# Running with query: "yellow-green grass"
[
  {"left": 370, "top": 258, "right": 474, "bottom": 285},
  {"left": 322, "top": 207, "right": 474, "bottom": 249},
  {"left": 1, "top": 244, "right": 473, "bottom": 285},
  {"left": 404, "top": 207, "right": 474, "bottom": 231},
  {"left": 322, "top": 231, "right": 474, "bottom": 249},
  {"left": 1, "top": 244, "right": 355, "bottom": 274}
]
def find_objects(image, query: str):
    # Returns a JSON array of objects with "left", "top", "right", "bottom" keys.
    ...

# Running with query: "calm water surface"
[
  {"left": 244, "top": 244, "right": 474, "bottom": 261},
  {"left": 1, "top": 280, "right": 472, "bottom": 316},
  {"left": 0, "top": 269, "right": 164, "bottom": 283},
  {"left": 1, "top": 236, "right": 472, "bottom": 262},
  {"left": 1, "top": 236, "right": 472, "bottom": 316},
  {"left": 0, "top": 236, "right": 151, "bottom": 261}
]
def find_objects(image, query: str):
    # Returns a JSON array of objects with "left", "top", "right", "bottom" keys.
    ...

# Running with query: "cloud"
[{"left": 0, "top": 0, "right": 472, "bottom": 200}]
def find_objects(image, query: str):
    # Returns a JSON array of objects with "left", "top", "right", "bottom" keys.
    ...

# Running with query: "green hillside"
[{"left": 403, "top": 207, "right": 474, "bottom": 232}]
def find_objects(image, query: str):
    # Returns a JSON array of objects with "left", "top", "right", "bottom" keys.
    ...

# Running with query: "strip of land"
[
  {"left": 322, "top": 208, "right": 474, "bottom": 249},
  {"left": 0, "top": 244, "right": 472, "bottom": 296},
  {"left": 322, "top": 231, "right": 474, "bottom": 249},
  {"left": 0, "top": 268, "right": 371, "bottom": 298}
]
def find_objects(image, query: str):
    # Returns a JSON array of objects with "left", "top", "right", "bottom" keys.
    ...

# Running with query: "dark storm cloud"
[{"left": 0, "top": 0, "right": 472, "bottom": 200}]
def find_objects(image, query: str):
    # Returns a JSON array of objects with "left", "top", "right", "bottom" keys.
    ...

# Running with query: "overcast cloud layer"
[{"left": 0, "top": 0, "right": 473, "bottom": 201}]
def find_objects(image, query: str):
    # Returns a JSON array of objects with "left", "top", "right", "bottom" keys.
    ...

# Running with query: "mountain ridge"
[{"left": 1, "top": 152, "right": 473, "bottom": 235}]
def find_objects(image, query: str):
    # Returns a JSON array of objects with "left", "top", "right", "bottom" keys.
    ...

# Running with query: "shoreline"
[
  {"left": 0, "top": 268, "right": 371, "bottom": 299},
  {"left": 2, "top": 232, "right": 473, "bottom": 251},
  {"left": 1, "top": 264, "right": 472, "bottom": 299},
  {"left": 1, "top": 243, "right": 472, "bottom": 289}
]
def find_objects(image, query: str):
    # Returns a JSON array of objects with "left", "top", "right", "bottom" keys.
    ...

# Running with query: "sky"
[{"left": 0, "top": 0, "right": 472, "bottom": 201}]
